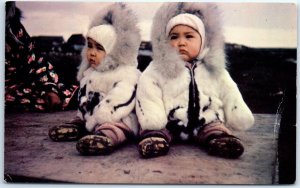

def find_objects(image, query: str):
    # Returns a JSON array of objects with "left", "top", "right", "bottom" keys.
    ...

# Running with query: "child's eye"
[
  {"left": 169, "top": 35, "right": 178, "bottom": 40},
  {"left": 87, "top": 42, "right": 93, "bottom": 48},
  {"left": 186, "top": 35, "right": 194, "bottom": 39},
  {"left": 96, "top": 44, "right": 105, "bottom": 51}
]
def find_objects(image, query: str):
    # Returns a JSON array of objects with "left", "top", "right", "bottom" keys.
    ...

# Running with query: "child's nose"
[
  {"left": 90, "top": 49, "right": 96, "bottom": 56},
  {"left": 178, "top": 38, "right": 186, "bottom": 46}
]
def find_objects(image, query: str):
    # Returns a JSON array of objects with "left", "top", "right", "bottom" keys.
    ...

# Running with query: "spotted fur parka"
[
  {"left": 77, "top": 3, "right": 141, "bottom": 134},
  {"left": 136, "top": 2, "right": 254, "bottom": 140}
]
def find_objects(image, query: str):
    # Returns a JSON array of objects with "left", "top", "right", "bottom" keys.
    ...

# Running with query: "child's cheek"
[{"left": 169, "top": 40, "right": 177, "bottom": 49}]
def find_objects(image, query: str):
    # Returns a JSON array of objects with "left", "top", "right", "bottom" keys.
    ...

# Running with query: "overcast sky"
[{"left": 16, "top": 1, "right": 297, "bottom": 48}]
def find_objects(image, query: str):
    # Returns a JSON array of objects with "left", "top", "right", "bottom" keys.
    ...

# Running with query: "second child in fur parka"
[
  {"left": 49, "top": 3, "right": 141, "bottom": 155},
  {"left": 136, "top": 2, "right": 254, "bottom": 159}
]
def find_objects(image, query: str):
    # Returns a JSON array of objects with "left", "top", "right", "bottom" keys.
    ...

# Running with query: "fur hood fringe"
[
  {"left": 151, "top": 2, "right": 226, "bottom": 79},
  {"left": 77, "top": 3, "right": 141, "bottom": 81}
]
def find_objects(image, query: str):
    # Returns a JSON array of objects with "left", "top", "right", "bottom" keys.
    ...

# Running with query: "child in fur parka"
[
  {"left": 136, "top": 2, "right": 255, "bottom": 159},
  {"left": 49, "top": 3, "right": 141, "bottom": 155}
]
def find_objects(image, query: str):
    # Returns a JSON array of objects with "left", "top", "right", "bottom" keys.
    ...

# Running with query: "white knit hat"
[
  {"left": 86, "top": 24, "right": 117, "bottom": 54},
  {"left": 166, "top": 13, "right": 206, "bottom": 54}
]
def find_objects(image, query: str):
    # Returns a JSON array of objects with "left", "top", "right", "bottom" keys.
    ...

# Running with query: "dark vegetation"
[{"left": 225, "top": 43, "right": 296, "bottom": 114}]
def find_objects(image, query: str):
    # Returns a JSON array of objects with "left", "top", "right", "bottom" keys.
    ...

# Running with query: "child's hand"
[{"left": 44, "top": 92, "right": 61, "bottom": 111}]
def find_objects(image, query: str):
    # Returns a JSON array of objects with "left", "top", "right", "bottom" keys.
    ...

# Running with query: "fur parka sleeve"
[
  {"left": 135, "top": 65, "right": 168, "bottom": 131},
  {"left": 219, "top": 70, "right": 255, "bottom": 130}
]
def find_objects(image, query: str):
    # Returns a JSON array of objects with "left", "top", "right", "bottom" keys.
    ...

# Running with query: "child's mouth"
[
  {"left": 179, "top": 49, "right": 187, "bottom": 54},
  {"left": 89, "top": 59, "right": 95, "bottom": 64}
]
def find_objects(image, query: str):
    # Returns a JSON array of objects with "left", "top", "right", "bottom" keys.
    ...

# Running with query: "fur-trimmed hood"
[
  {"left": 77, "top": 3, "right": 141, "bottom": 81},
  {"left": 151, "top": 2, "right": 226, "bottom": 79}
]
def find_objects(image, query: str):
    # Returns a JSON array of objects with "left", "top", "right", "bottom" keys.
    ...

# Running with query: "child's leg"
[
  {"left": 195, "top": 121, "right": 244, "bottom": 159},
  {"left": 48, "top": 116, "right": 87, "bottom": 142},
  {"left": 138, "top": 129, "right": 172, "bottom": 158},
  {"left": 76, "top": 122, "right": 133, "bottom": 155}
]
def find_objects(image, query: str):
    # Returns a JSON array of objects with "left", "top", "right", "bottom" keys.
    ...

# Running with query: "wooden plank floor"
[{"left": 4, "top": 110, "right": 280, "bottom": 184}]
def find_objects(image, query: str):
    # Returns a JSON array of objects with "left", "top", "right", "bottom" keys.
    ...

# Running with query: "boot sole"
[
  {"left": 138, "top": 137, "right": 169, "bottom": 158},
  {"left": 207, "top": 136, "right": 244, "bottom": 159},
  {"left": 49, "top": 124, "right": 80, "bottom": 142},
  {"left": 76, "top": 135, "right": 114, "bottom": 155}
]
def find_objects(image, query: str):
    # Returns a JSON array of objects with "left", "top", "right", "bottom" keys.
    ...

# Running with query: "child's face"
[
  {"left": 168, "top": 25, "right": 202, "bottom": 62},
  {"left": 86, "top": 37, "right": 106, "bottom": 68}
]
